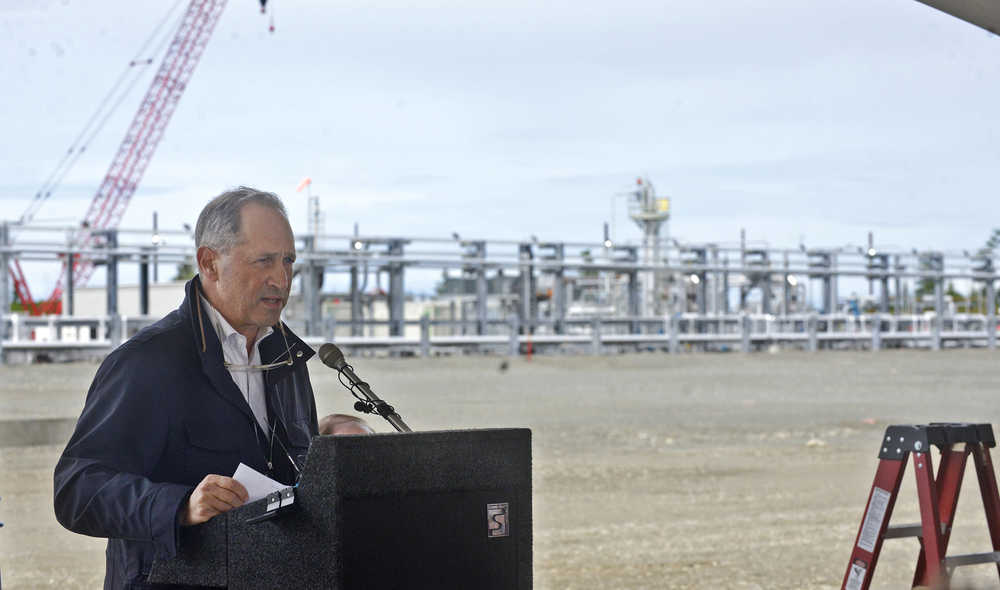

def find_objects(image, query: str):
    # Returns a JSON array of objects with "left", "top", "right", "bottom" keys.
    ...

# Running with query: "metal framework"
[{"left": 1, "top": 223, "right": 997, "bottom": 361}]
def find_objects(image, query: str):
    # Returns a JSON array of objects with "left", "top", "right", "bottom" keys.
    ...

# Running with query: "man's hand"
[{"left": 181, "top": 474, "right": 249, "bottom": 526}]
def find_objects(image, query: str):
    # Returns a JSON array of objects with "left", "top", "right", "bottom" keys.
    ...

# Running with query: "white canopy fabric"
[{"left": 916, "top": 0, "right": 1000, "bottom": 35}]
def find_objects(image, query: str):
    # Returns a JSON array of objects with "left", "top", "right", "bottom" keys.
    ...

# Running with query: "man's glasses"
[{"left": 224, "top": 323, "right": 296, "bottom": 372}]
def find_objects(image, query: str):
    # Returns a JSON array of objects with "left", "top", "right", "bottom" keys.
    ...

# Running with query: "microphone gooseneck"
[{"left": 318, "top": 343, "right": 412, "bottom": 433}]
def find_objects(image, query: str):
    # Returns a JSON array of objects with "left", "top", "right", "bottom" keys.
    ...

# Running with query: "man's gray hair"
[{"left": 195, "top": 186, "right": 289, "bottom": 252}]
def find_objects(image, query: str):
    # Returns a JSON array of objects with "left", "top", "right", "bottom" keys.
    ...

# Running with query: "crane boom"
[
  {"left": 8, "top": 0, "right": 229, "bottom": 314},
  {"left": 60, "top": 0, "right": 229, "bottom": 301}
]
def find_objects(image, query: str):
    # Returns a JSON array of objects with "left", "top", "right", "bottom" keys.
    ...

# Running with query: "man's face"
[{"left": 201, "top": 203, "right": 296, "bottom": 336}]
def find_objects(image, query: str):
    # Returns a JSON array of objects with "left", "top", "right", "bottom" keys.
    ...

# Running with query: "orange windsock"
[{"left": 296, "top": 177, "right": 312, "bottom": 192}]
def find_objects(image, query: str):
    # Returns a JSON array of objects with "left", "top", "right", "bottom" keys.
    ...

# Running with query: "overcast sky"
[{"left": 2, "top": 0, "right": 999, "bottom": 292}]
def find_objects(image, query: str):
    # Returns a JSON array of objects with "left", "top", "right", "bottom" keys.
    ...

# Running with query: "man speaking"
[{"left": 54, "top": 187, "right": 341, "bottom": 589}]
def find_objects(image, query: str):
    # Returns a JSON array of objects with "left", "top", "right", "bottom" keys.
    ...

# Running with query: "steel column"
[
  {"left": 872, "top": 313, "right": 881, "bottom": 352},
  {"left": 349, "top": 261, "right": 362, "bottom": 337},
  {"left": 139, "top": 251, "right": 150, "bottom": 316},
  {"left": 325, "top": 314, "right": 336, "bottom": 341},
  {"left": 0, "top": 223, "right": 8, "bottom": 358},
  {"left": 152, "top": 211, "right": 159, "bottom": 283},
  {"left": 695, "top": 249, "right": 708, "bottom": 315},
  {"left": 880, "top": 260, "right": 890, "bottom": 313},
  {"left": 474, "top": 242, "right": 488, "bottom": 335},
  {"left": 932, "top": 253, "right": 944, "bottom": 351},
  {"left": 783, "top": 252, "right": 791, "bottom": 315},
  {"left": 387, "top": 240, "right": 405, "bottom": 337},
  {"left": 105, "top": 231, "right": 118, "bottom": 316},
  {"left": 721, "top": 256, "right": 729, "bottom": 314},
  {"left": 0, "top": 223, "right": 10, "bottom": 318},
  {"left": 761, "top": 274, "right": 771, "bottom": 315},
  {"left": 628, "top": 268, "right": 640, "bottom": 333},
  {"left": 710, "top": 246, "right": 720, "bottom": 314},
  {"left": 419, "top": 314, "right": 430, "bottom": 357},
  {"left": 542, "top": 243, "right": 567, "bottom": 334},
  {"left": 301, "top": 237, "right": 315, "bottom": 336},
  {"left": 894, "top": 256, "right": 904, "bottom": 313},
  {"left": 65, "top": 249, "right": 75, "bottom": 316},
  {"left": 301, "top": 237, "right": 323, "bottom": 338},
  {"left": 741, "top": 314, "right": 751, "bottom": 353},
  {"left": 824, "top": 273, "right": 833, "bottom": 314},
  {"left": 621, "top": 246, "right": 640, "bottom": 334},
  {"left": 830, "top": 252, "right": 839, "bottom": 313},
  {"left": 974, "top": 256, "right": 996, "bottom": 351},
  {"left": 810, "top": 251, "right": 834, "bottom": 314},
  {"left": 988, "top": 280, "right": 996, "bottom": 350},
  {"left": 104, "top": 230, "right": 120, "bottom": 346},
  {"left": 808, "top": 313, "right": 818, "bottom": 352},
  {"left": 669, "top": 314, "right": 680, "bottom": 354},
  {"left": 518, "top": 243, "right": 534, "bottom": 335}
]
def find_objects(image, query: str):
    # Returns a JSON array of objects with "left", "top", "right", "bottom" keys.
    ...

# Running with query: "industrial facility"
[{"left": 3, "top": 174, "right": 997, "bottom": 363}]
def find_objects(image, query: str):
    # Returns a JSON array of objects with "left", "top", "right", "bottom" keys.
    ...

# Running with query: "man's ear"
[{"left": 196, "top": 246, "right": 219, "bottom": 281}]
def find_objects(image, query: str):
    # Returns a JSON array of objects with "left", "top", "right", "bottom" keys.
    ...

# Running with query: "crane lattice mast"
[{"left": 8, "top": 0, "right": 230, "bottom": 314}]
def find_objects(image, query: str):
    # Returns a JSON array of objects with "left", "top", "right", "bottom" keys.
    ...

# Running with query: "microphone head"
[{"left": 318, "top": 343, "right": 346, "bottom": 370}]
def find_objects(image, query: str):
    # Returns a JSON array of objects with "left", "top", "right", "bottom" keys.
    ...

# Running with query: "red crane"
[{"left": 8, "top": 0, "right": 246, "bottom": 315}]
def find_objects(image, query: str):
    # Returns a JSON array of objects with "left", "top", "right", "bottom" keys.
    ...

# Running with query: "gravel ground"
[{"left": 1, "top": 349, "right": 1000, "bottom": 589}]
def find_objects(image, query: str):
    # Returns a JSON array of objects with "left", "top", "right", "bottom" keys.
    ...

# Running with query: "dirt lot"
[{"left": 2, "top": 350, "right": 1000, "bottom": 589}]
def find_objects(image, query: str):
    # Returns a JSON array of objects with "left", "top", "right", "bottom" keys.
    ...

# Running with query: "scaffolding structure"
[{"left": 0, "top": 220, "right": 997, "bottom": 361}]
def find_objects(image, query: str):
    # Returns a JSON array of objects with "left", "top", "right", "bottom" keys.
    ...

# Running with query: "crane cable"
[{"left": 18, "top": 0, "right": 187, "bottom": 230}]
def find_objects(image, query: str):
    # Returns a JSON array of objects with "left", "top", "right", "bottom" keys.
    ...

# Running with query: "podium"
[{"left": 150, "top": 429, "right": 532, "bottom": 589}]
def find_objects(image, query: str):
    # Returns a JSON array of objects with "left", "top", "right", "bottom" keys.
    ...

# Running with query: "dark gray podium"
[{"left": 150, "top": 428, "right": 532, "bottom": 589}]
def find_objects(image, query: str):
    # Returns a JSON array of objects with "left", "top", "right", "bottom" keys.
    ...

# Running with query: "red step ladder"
[{"left": 842, "top": 423, "right": 1000, "bottom": 590}]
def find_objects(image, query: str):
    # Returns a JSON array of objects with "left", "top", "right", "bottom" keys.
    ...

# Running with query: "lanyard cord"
[{"left": 267, "top": 385, "right": 302, "bottom": 481}]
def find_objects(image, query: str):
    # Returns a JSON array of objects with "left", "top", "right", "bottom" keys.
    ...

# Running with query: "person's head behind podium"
[
  {"left": 195, "top": 187, "right": 296, "bottom": 344},
  {"left": 319, "top": 413, "right": 375, "bottom": 436}
]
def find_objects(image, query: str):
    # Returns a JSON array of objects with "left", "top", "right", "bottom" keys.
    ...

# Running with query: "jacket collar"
[
  {"left": 260, "top": 319, "right": 315, "bottom": 387},
  {"left": 181, "top": 276, "right": 316, "bottom": 399}
]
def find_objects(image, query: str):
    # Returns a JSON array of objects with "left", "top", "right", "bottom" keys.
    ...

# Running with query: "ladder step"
[
  {"left": 944, "top": 551, "right": 1000, "bottom": 569},
  {"left": 884, "top": 523, "right": 923, "bottom": 538}
]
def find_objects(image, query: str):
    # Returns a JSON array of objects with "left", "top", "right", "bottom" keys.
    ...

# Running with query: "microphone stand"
[
  {"left": 339, "top": 366, "right": 412, "bottom": 433},
  {"left": 319, "top": 343, "right": 412, "bottom": 433}
]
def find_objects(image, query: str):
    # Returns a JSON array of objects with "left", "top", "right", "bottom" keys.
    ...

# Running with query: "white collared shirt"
[{"left": 200, "top": 295, "right": 272, "bottom": 436}]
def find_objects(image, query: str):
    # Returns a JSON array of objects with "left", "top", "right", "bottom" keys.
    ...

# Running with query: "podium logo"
[{"left": 487, "top": 502, "right": 509, "bottom": 538}]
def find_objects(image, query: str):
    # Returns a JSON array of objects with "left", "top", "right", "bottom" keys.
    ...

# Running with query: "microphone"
[
  {"left": 317, "top": 343, "right": 346, "bottom": 371},
  {"left": 318, "top": 343, "right": 412, "bottom": 433}
]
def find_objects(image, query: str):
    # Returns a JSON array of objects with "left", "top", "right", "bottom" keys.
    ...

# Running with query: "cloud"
[{"left": 4, "top": 0, "right": 1000, "bottom": 261}]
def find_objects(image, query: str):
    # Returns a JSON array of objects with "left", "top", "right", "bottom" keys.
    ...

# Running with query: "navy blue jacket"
[{"left": 54, "top": 277, "right": 318, "bottom": 589}]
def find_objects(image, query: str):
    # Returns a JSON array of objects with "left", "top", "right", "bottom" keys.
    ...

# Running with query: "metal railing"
[{"left": 1, "top": 312, "right": 994, "bottom": 363}]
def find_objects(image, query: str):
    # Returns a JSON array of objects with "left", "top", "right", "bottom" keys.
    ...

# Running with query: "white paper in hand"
[{"left": 233, "top": 462, "right": 286, "bottom": 503}]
